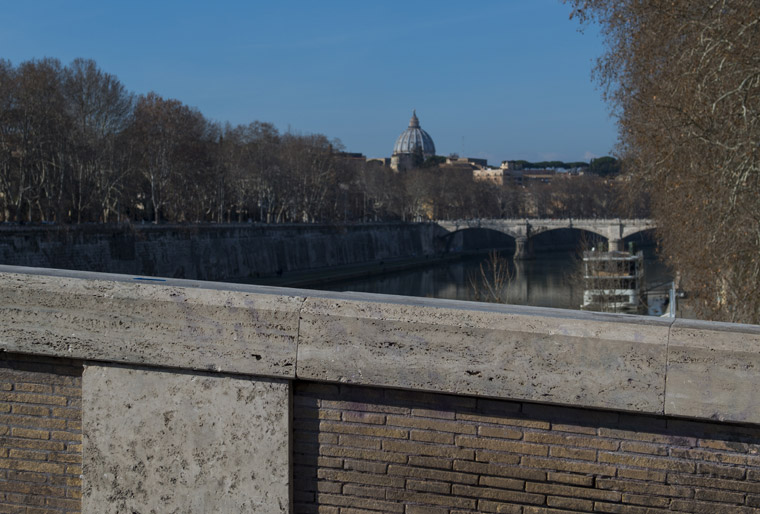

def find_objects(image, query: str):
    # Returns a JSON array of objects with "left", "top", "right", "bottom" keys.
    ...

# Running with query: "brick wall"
[
  {"left": 0, "top": 353, "right": 82, "bottom": 514},
  {"left": 3, "top": 354, "right": 760, "bottom": 514},
  {"left": 293, "top": 382, "right": 760, "bottom": 514}
]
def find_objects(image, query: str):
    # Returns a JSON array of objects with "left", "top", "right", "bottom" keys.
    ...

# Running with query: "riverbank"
[
  {"left": 247, "top": 247, "right": 514, "bottom": 288},
  {"left": 0, "top": 222, "right": 444, "bottom": 282}
]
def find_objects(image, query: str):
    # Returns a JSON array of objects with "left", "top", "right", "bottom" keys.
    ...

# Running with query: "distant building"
[
  {"left": 500, "top": 160, "right": 524, "bottom": 171},
  {"left": 446, "top": 156, "right": 488, "bottom": 168},
  {"left": 366, "top": 157, "right": 391, "bottom": 167},
  {"left": 473, "top": 168, "right": 508, "bottom": 185},
  {"left": 391, "top": 111, "right": 436, "bottom": 172},
  {"left": 523, "top": 169, "right": 557, "bottom": 184}
]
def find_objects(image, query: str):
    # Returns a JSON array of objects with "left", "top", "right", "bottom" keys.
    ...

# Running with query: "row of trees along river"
[{"left": 0, "top": 58, "right": 646, "bottom": 225}]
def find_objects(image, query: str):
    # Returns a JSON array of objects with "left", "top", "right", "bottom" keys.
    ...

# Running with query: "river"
[{"left": 318, "top": 246, "right": 672, "bottom": 313}]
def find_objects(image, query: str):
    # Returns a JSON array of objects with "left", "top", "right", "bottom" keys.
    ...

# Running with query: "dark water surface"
[{"left": 319, "top": 247, "right": 672, "bottom": 312}]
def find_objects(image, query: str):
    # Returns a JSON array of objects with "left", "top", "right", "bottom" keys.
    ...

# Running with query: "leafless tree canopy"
[
  {"left": 565, "top": 0, "right": 760, "bottom": 323},
  {"left": 0, "top": 59, "right": 636, "bottom": 227}
]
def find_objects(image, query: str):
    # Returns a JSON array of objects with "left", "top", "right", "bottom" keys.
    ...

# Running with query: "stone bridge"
[{"left": 436, "top": 218, "right": 656, "bottom": 258}]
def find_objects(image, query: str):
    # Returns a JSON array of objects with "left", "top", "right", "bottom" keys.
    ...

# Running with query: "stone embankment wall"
[
  {"left": 2, "top": 266, "right": 760, "bottom": 513},
  {"left": 0, "top": 223, "right": 442, "bottom": 281}
]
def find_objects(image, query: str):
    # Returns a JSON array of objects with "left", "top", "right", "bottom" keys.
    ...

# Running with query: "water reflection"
[{"left": 319, "top": 247, "right": 671, "bottom": 312}]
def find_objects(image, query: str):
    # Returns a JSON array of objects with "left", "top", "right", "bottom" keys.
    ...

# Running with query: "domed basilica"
[{"left": 391, "top": 111, "right": 436, "bottom": 172}]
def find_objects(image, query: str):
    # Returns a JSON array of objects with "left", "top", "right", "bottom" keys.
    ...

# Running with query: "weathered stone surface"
[
  {"left": 297, "top": 294, "right": 671, "bottom": 414},
  {"left": 0, "top": 267, "right": 302, "bottom": 378},
  {"left": 0, "top": 222, "right": 441, "bottom": 282},
  {"left": 665, "top": 318, "right": 760, "bottom": 423},
  {"left": 8, "top": 265, "right": 760, "bottom": 425},
  {"left": 83, "top": 364, "right": 290, "bottom": 513}
]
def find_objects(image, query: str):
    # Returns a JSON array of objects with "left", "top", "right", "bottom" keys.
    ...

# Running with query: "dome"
[{"left": 393, "top": 110, "right": 436, "bottom": 158}]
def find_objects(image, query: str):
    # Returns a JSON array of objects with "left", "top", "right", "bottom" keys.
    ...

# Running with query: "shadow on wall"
[{"left": 293, "top": 381, "right": 760, "bottom": 513}]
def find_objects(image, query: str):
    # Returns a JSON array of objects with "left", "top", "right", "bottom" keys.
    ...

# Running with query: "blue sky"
[{"left": 1, "top": 1, "right": 616, "bottom": 164}]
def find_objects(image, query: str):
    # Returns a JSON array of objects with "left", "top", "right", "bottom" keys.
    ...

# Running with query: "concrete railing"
[{"left": 2, "top": 265, "right": 760, "bottom": 512}]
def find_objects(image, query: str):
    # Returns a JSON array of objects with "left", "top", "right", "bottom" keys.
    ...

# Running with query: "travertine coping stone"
[
  {"left": 83, "top": 364, "right": 290, "bottom": 513},
  {"left": 297, "top": 294, "right": 672, "bottom": 414},
  {"left": 666, "top": 318, "right": 760, "bottom": 424},
  {"left": 7, "top": 265, "right": 760, "bottom": 425},
  {"left": 0, "top": 266, "right": 302, "bottom": 378}
]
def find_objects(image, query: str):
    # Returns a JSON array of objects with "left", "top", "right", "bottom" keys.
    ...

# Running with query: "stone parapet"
[
  {"left": 3, "top": 265, "right": 760, "bottom": 513},
  {"left": 0, "top": 265, "right": 758, "bottom": 426}
]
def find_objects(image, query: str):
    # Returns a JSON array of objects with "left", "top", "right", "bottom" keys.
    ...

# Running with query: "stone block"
[
  {"left": 0, "top": 268, "right": 302, "bottom": 378},
  {"left": 82, "top": 364, "right": 290, "bottom": 513},
  {"left": 665, "top": 318, "right": 760, "bottom": 424},
  {"left": 297, "top": 295, "right": 670, "bottom": 414}
]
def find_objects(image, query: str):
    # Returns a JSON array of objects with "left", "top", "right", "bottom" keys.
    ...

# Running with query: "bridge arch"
[
  {"left": 527, "top": 225, "right": 608, "bottom": 241},
  {"left": 621, "top": 226, "right": 658, "bottom": 242},
  {"left": 437, "top": 227, "right": 517, "bottom": 255},
  {"left": 527, "top": 227, "right": 608, "bottom": 255},
  {"left": 435, "top": 219, "right": 656, "bottom": 258}
]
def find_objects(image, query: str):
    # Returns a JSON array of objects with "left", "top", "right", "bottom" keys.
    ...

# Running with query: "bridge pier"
[
  {"left": 514, "top": 237, "right": 533, "bottom": 260},
  {"left": 608, "top": 238, "right": 623, "bottom": 252}
]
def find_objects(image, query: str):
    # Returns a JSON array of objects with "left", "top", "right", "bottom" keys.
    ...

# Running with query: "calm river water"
[{"left": 319, "top": 247, "right": 672, "bottom": 312}]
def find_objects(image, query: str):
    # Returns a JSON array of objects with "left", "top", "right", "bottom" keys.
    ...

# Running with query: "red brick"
[
  {"left": 524, "top": 431, "right": 619, "bottom": 451},
  {"left": 596, "top": 477, "right": 693, "bottom": 498},
  {"left": 479, "top": 475, "right": 524, "bottom": 491},
  {"left": 388, "top": 464, "right": 479, "bottom": 485},
  {"left": 598, "top": 451, "right": 695, "bottom": 472},
  {"left": 696, "top": 461, "right": 746, "bottom": 479},
  {"left": 621, "top": 493, "right": 670, "bottom": 508},
  {"left": 314, "top": 492, "right": 405, "bottom": 513},
  {"left": 383, "top": 439, "right": 474, "bottom": 460},
  {"left": 457, "top": 435, "right": 547, "bottom": 456},
  {"left": 454, "top": 459, "right": 547, "bottom": 482},
  {"left": 386, "top": 415, "right": 477, "bottom": 434},
  {"left": 409, "top": 430, "right": 454, "bottom": 445},
  {"left": 320, "top": 420, "right": 408, "bottom": 439},
  {"left": 342, "top": 483, "right": 386, "bottom": 499},
  {"left": 338, "top": 435, "right": 382, "bottom": 450},
  {"left": 386, "top": 489, "right": 476, "bottom": 509},
  {"left": 547, "top": 472, "right": 594, "bottom": 487},
  {"left": 342, "top": 411, "right": 385, "bottom": 425},
  {"left": 549, "top": 445, "right": 596, "bottom": 461},
  {"left": 411, "top": 408, "right": 456, "bottom": 420},
  {"left": 317, "top": 468, "right": 405, "bottom": 489},
  {"left": 344, "top": 459, "right": 386, "bottom": 474},
  {"left": 406, "top": 506, "right": 448, "bottom": 514},
  {"left": 408, "top": 455, "right": 453, "bottom": 470},
  {"left": 452, "top": 484, "right": 545, "bottom": 505},
  {"left": 406, "top": 478, "right": 451, "bottom": 494},
  {"left": 14, "top": 384, "right": 52, "bottom": 394},
  {"left": 547, "top": 495, "right": 594, "bottom": 511}
]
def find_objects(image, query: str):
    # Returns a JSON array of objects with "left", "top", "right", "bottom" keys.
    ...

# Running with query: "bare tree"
[
  {"left": 126, "top": 92, "right": 211, "bottom": 223},
  {"left": 468, "top": 250, "right": 515, "bottom": 303},
  {"left": 63, "top": 58, "right": 133, "bottom": 222},
  {"left": 14, "top": 58, "right": 70, "bottom": 222},
  {"left": 566, "top": 0, "right": 760, "bottom": 322},
  {"left": 0, "top": 59, "right": 18, "bottom": 222}
]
